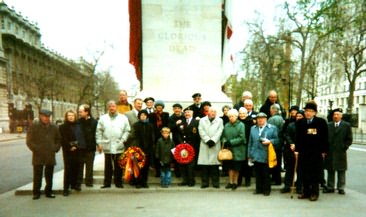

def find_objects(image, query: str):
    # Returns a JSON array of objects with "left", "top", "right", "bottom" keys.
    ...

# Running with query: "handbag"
[
  {"left": 268, "top": 142, "right": 277, "bottom": 168},
  {"left": 217, "top": 142, "right": 233, "bottom": 161}
]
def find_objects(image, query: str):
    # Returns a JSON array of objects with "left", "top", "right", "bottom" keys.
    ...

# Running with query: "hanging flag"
[
  {"left": 221, "top": 0, "right": 235, "bottom": 85},
  {"left": 128, "top": 0, "right": 142, "bottom": 85}
]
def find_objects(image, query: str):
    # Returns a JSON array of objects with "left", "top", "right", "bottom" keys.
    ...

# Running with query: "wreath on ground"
[
  {"left": 174, "top": 143, "right": 195, "bottom": 164},
  {"left": 118, "top": 146, "right": 146, "bottom": 181}
]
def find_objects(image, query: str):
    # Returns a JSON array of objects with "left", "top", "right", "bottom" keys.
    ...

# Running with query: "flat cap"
[
  {"left": 256, "top": 112, "right": 267, "bottom": 118},
  {"left": 192, "top": 93, "right": 201, "bottom": 98},
  {"left": 184, "top": 106, "right": 193, "bottom": 112},
  {"left": 172, "top": 103, "right": 183, "bottom": 109},
  {"left": 39, "top": 109, "right": 52, "bottom": 116},
  {"left": 331, "top": 108, "right": 343, "bottom": 115}
]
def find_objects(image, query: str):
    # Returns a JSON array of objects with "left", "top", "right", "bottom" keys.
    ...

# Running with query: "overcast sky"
[{"left": 4, "top": 0, "right": 289, "bottom": 92}]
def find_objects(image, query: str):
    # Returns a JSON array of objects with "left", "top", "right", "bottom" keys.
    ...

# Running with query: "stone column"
[{"left": 137, "top": 0, "right": 232, "bottom": 112}]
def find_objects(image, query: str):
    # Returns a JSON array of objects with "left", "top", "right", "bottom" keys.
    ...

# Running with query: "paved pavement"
[{"left": 1, "top": 132, "right": 366, "bottom": 217}]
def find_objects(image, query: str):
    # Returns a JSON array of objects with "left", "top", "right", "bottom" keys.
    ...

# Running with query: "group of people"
[{"left": 26, "top": 89, "right": 353, "bottom": 203}]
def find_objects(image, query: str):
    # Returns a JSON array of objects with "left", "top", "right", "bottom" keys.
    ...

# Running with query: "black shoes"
[
  {"left": 338, "top": 189, "right": 345, "bottom": 195},
  {"left": 32, "top": 194, "right": 40, "bottom": 200},
  {"left": 323, "top": 188, "right": 335, "bottom": 193},
  {"left": 72, "top": 186, "right": 81, "bottom": 191},
  {"left": 263, "top": 192, "right": 270, "bottom": 196},
  {"left": 298, "top": 194, "right": 309, "bottom": 199},
  {"left": 63, "top": 190, "right": 69, "bottom": 196},
  {"left": 115, "top": 184, "right": 124, "bottom": 188},
  {"left": 201, "top": 185, "right": 209, "bottom": 189},
  {"left": 225, "top": 183, "right": 233, "bottom": 189},
  {"left": 231, "top": 184, "right": 238, "bottom": 190},
  {"left": 46, "top": 193, "right": 56, "bottom": 198},
  {"left": 309, "top": 194, "right": 318, "bottom": 201},
  {"left": 100, "top": 185, "right": 111, "bottom": 189}
]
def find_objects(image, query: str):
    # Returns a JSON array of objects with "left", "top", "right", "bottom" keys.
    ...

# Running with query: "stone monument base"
[{"left": 136, "top": 88, "right": 232, "bottom": 115}]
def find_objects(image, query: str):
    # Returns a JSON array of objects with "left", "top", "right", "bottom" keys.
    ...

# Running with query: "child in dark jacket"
[{"left": 155, "top": 127, "right": 175, "bottom": 187}]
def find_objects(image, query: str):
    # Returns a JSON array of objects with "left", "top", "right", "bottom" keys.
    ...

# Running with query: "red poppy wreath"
[
  {"left": 174, "top": 143, "right": 195, "bottom": 164},
  {"left": 118, "top": 146, "right": 146, "bottom": 181}
]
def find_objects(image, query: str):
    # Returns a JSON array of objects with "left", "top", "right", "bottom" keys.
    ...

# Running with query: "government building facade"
[{"left": 0, "top": 2, "right": 94, "bottom": 132}]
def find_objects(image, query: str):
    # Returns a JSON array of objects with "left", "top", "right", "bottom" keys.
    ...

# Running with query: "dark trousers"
[
  {"left": 104, "top": 153, "right": 123, "bottom": 186},
  {"left": 136, "top": 156, "right": 150, "bottom": 186},
  {"left": 201, "top": 165, "right": 220, "bottom": 186},
  {"left": 180, "top": 161, "right": 195, "bottom": 185},
  {"left": 78, "top": 149, "right": 95, "bottom": 186},
  {"left": 300, "top": 154, "right": 322, "bottom": 196},
  {"left": 254, "top": 162, "right": 271, "bottom": 194},
  {"left": 62, "top": 150, "right": 80, "bottom": 190},
  {"left": 238, "top": 160, "right": 252, "bottom": 186},
  {"left": 33, "top": 165, "right": 54, "bottom": 196},
  {"left": 270, "top": 149, "right": 282, "bottom": 185}
]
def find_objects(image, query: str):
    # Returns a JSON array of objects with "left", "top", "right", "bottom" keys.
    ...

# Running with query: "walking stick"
[{"left": 290, "top": 152, "right": 299, "bottom": 199}]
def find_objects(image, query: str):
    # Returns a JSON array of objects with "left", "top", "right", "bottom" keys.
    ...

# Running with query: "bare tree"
[
  {"left": 284, "top": 0, "right": 342, "bottom": 105},
  {"left": 328, "top": 0, "right": 366, "bottom": 114}
]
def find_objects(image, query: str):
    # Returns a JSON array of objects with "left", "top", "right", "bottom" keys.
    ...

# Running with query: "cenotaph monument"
[{"left": 137, "top": 0, "right": 232, "bottom": 110}]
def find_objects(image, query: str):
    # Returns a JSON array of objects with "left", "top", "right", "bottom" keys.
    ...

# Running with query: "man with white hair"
[
  {"left": 198, "top": 107, "right": 224, "bottom": 188},
  {"left": 259, "top": 90, "right": 286, "bottom": 119},
  {"left": 234, "top": 91, "right": 252, "bottom": 110},
  {"left": 96, "top": 100, "right": 130, "bottom": 189}
]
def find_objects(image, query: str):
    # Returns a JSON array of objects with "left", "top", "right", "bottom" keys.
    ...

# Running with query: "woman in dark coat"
[
  {"left": 59, "top": 110, "right": 80, "bottom": 196},
  {"left": 128, "top": 110, "right": 155, "bottom": 188}
]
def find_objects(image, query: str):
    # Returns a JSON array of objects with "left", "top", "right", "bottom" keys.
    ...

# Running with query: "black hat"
[
  {"left": 184, "top": 106, "right": 193, "bottom": 112},
  {"left": 331, "top": 108, "right": 343, "bottom": 116},
  {"left": 138, "top": 110, "right": 149, "bottom": 119},
  {"left": 201, "top": 101, "right": 211, "bottom": 107},
  {"left": 39, "top": 109, "right": 52, "bottom": 116},
  {"left": 144, "top": 97, "right": 155, "bottom": 103},
  {"left": 172, "top": 103, "right": 183, "bottom": 109},
  {"left": 192, "top": 93, "right": 201, "bottom": 98},
  {"left": 289, "top": 105, "right": 299, "bottom": 112},
  {"left": 303, "top": 101, "right": 317, "bottom": 112},
  {"left": 296, "top": 110, "right": 305, "bottom": 117}
]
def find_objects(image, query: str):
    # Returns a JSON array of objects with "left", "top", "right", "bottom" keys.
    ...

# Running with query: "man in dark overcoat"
[
  {"left": 189, "top": 93, "right": 202, "bottom": 119},
  {"left": 26, "top": 109, "right": 61, "bottom": 200},
  {"left": 295, "top": 101, "right": 328, "bottom": 201},
  {"left": 177, "top": 106, "right": 200, "bottom": 186},
  {"left": 323, "top": 108, "right": 352, "bottom": 195}
]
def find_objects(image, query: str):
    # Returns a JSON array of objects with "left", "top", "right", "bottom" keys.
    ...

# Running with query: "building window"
[{"left": 0, "top": 17, "right": 5, "bottom": 29}]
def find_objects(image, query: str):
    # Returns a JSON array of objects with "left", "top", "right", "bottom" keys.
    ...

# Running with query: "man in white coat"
[
  {"left": 96, "top": 100, "right": 130, "bottom": 188},
  {"left": 198, "top": 107, "right": 224, "bottom": 188}
]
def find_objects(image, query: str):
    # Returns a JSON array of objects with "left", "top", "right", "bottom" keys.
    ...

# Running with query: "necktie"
[{"left": 335, "top": 123, "right": 339, "bottom": 128}]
